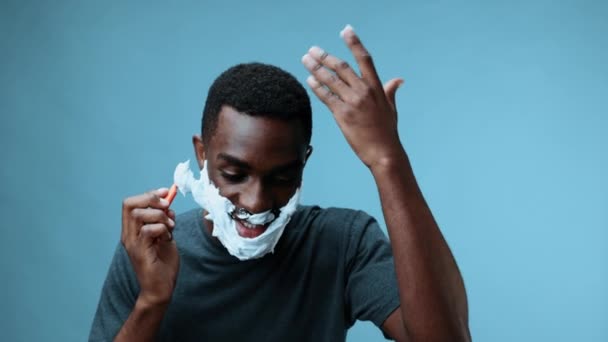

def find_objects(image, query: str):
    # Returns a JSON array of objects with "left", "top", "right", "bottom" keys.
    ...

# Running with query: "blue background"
[{"left": 1, "top": 0, "right": 607, "bottom": 341}]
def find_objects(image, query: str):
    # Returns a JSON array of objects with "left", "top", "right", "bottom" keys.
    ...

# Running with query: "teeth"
[{"left": 242, "top": 221, "right": 257, "bottom": 229}]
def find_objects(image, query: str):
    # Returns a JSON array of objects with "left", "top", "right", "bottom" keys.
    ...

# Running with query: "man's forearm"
[
  {"left": 371, "top": 149, "right": 471, "bottom": 341},
  {"left": 114, "top": 298, "right": 168, "bottom": 342}
]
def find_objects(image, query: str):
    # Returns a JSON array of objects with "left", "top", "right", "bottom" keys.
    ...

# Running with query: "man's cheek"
[
  {"left": 208, "top": 172, "right": 235, "bottom": 198},
  {"left": 220, "top": 184, "right": 243, "bottom": 202}
]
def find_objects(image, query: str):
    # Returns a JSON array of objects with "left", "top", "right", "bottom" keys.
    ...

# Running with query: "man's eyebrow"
[
  {"left": 216, "top": 153, "right": 303, "bottom": 172},
  {"left": 217, "top": 153, "right": 251, "bottom": 169},
  {"left": 271, "top": 159, "right": 304, "bottom": 173}
]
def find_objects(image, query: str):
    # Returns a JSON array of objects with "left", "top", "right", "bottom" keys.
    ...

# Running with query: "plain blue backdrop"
[{"left": 1, "top": 0, "right": 607, "bottom": 341}]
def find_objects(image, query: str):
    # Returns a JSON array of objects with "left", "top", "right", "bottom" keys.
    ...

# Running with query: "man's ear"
[
  {"left": 304, "top": 145, "right": 313, "bottom": 164},
  {"left": 192, "top": 135, "right": 206, "bottom": 170}
]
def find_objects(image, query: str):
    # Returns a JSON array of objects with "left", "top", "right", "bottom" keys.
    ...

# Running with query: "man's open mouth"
[{"left": 235, "top": 219, "right": 271, "bottom": 239}]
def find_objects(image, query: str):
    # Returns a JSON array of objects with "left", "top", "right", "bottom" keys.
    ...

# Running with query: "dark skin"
[
  {"left": 116, "top": 27, "right": 470, "bottom": 342},
  {"left": 300, "top": 26, "right": 471, "bottom": 341},
  {"left": 116, "top": 107, "right": 311, "bottom": 341},
  {"left": 193, "top": 106, "right": 312, "bottom": 235}
]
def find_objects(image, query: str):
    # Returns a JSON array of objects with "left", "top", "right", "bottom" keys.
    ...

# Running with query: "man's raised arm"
[{"left": 301, "top": 25, "right": 471, "bottom": 341}]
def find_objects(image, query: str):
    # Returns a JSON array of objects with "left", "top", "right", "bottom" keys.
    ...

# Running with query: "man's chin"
[{"left": 235, "top": 220, "right": 270, "bottom": 239}]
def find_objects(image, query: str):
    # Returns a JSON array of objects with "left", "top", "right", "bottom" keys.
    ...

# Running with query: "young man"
[{"left": 90, "top": 26, "right": 471, "bottom": 341}]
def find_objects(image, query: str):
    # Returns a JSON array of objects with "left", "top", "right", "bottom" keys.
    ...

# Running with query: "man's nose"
[{"left": 238, "top": 179, "right": 272, "bottom": 214}]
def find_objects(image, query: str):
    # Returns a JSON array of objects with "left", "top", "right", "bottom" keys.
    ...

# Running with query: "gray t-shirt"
[{"left": 89, "top": 205, "right": 400, "bottom": 341}]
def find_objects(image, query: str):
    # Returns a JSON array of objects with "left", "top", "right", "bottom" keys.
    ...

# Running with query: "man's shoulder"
[
  {"left": 278, "top": 204, "right": 389, "bottom": 271},
  {"left": 294, "top": 204, "right": 376, "bottom": 227},
  {"left": 288, "top": 205, "right": 379, "bottom": 244}
]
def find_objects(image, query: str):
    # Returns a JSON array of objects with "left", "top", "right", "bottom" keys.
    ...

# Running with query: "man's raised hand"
[{"left": 302, "top": 25, "right": 405, "bottom": 170}]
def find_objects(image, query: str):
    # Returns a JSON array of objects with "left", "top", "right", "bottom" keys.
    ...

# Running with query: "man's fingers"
[
  {"left": 123, "top": 188, "right": 170, "bottom": 211},
  {"left": 122, "top": 207, "right": 174, "bottom": 244},
  {"left": 302, "top": 54, "right": 350, "bottom": 100},
  {"left": 132, "top": 208, "right": 175, "bottom": 228},
  {"left": 140, "top": 223, "right": 173, "bottom": 243},
  {"left": 383, "top": 78, "right": 404, "bottom": 111},
  {"left": 167, "top": 209, "right": 176, "bottom": 221},
  {"left": 307, "top": 46, "right": 360, "bottom": 87},
  {"left": 340, "top": 25, "right": 382, "bottom": 89},
  {"left": 306, "top": 75, "right": 343, "bottom": 110}
]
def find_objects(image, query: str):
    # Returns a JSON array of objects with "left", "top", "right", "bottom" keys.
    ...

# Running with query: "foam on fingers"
[{"left": 340, "top": 24, "right": 355, "bottom": 38}]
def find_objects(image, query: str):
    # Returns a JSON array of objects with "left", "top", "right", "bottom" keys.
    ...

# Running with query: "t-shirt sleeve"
[
  {"left": 89, "top": 243, "right": 139, "bottom": 342},
  {"left": 343, "top": 210, "right": 400, "bottom": 335}
]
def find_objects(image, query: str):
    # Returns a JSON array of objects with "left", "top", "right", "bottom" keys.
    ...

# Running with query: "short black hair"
[{"left": 201, "top": 62, "right": 312, "bottom": 144}]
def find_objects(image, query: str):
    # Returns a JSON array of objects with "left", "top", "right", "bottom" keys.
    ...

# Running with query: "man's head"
[
  {"left": 193, "top": 63, "right": 313, "bottom": 237},
  {"left": 200, "top": 62, "right": 312, "bottom": 145}
]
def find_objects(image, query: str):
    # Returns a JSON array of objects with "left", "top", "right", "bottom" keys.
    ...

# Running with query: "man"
[{"left": 90, "top": 26, "right": 471, "bottom": 341}]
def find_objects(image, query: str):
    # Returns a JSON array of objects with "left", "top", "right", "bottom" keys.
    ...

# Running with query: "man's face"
[{"left": 193, "top": 105, "right": 311, "bottom": 238}]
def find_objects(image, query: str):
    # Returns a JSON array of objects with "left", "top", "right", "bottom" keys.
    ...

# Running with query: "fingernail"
[
  {"left": 306, "top": 75, "right": 320, "bottom": 87},
  {"left": 340, "top": 24, "right": 354, "bottom": 38},
  {"left": 160, "top": 198, "right": 169, "bottom": 206},
  {"left": 309, "top": 46, "right": 324, "bottom": 57},
  {"left": 168, "top": 218, "right": 175, "bottom": 227},
  {"left": 301, "top": 53, "right": 314, "bottom": 66}
]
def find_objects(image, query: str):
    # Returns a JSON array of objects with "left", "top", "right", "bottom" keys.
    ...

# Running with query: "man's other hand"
[{"left": 121, "top": 188, "right": 179, "bottom": 307}]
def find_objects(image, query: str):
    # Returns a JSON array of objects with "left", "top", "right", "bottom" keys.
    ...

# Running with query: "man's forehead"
[
  {"left": 208, "top": 106, "right": 308, "bottom": 163},
  {"left": 214, "top": 106, "right": 306, "bottom": 144}
]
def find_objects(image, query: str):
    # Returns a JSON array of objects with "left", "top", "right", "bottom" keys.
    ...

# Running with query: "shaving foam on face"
[{"left": 173, "top": 160, "right": 300, "bottom": 260}]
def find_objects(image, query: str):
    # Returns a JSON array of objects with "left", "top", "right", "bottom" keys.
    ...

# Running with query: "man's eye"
[
  {"left": 273, "top": 175, "right": 297, "bottom": 185},
  {"left": 221, "top": 172, "right": 246, "bottom": 183}
]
